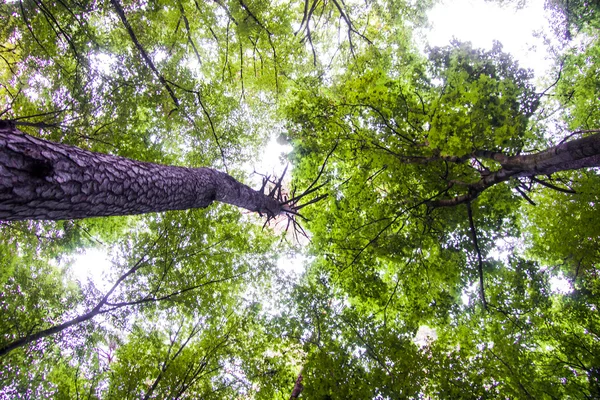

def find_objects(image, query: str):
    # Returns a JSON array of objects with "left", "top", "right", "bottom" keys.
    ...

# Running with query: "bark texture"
[{"left": 0, "top": 124, "right": 283, "bottom": 220}]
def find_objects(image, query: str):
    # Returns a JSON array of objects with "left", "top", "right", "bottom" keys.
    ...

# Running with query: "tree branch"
[
  {"left": 109, "top": 0, "right": 180, "bottom": 107},
  {"left": 530, "top": 177, "right": 576, "bottom": 194},
  {"left": 466, "top": 203, "right": 487, "bottom": 310}
]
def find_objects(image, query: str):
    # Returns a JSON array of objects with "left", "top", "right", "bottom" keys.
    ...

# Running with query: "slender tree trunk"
[
  {"left": 0, "top": 308, "right": 105, "bottom": 357},
  {"left": 0, "top": 123, "right": 284, "bottom": 220},
  {"left": 289, "top": 372, "right": 303, "bottom": 399}
]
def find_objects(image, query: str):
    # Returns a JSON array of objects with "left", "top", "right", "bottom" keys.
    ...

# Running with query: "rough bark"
[
  {"left": 430, "top": 132, "right": 600, "bottom": 207},
  {"left": 0, "top": 123, "right": 284, "bottom": 220}
]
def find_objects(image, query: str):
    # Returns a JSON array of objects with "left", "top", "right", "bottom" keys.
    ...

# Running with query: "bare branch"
[
  {"left": 109, "top": 0, "right": 180, "bottom": 107},
  {"left": 530, "top": 177, "right": 576, "bottom": 194},
  {"left": 294, "top": 193, "right": 328, "bottom": 211},
  {"left": 466, "top": 203, "right": 488, "bottom": 310},
  {"left": 515, "top": 186, "right": 536, "bottom": 206}
]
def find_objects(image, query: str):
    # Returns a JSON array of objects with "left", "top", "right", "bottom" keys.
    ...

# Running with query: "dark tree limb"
[
  {"left": 289, "top": 372, "right": 304, "bottom": 399},
  {"left": 466, "top": 202, "right": 488, "bottom": 310},
  {"left": 31, "top": 0, "right": 80, "bottom": 60},
  {"left": 0, "top": 253, "right": 247, "bottom": 357},
  {"left": 109, "top": 0, "right": 180, "bottom": 107},
  {"left": 223, "top": 19, "right": 231, "bottom": 80},
  {"left": 178, "top": 1, "right": 202, "bottom": 67},
  {"left": 530, "top": 176, "right": 576, "bottom": 194},
  {"left": 330, "top": 0, "right": 372, "bottom": 56},
  {"left": 298, "top": 0, "right": 321, "bottom": 60},
  {"left": 295, "top": 0, "right": 311, "bottom": 35},
  {"left": 212, "top": 0, "right": 238, "bottom": 25},
  {"left": 294, "top": 140, "right": 338, "bottom": 198},
  {"left": 515, "top": 187, "right": 536, "bottom": 206},
  {"left": 0, "top": 238, "right": 159, "bottom": 357}
]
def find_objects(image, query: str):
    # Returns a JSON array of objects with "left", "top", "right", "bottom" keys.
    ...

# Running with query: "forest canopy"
[{"left": 1, "top": 0, "right": 599, "bottom": 398}]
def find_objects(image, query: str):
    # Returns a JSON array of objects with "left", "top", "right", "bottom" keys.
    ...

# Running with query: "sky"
[
  {"left": 70, "top": 0, "right": 563, "bottom": 287},
  {"left": 425, "top": 0, "right": 553, "bottom": 80}
]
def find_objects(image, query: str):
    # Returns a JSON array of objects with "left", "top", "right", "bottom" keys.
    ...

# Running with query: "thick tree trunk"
[
  {"left": 0, "top": 124, "right": 284, "bottom": 220},
  {"left": 483, "top": 132, "right": 600, "bottom": 176},
  {"left": 432, "top": 132, "right": 600, "bottom": 207}
]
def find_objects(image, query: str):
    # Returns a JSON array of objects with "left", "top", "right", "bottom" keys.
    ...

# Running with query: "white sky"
[
  {"left": 71, "top": 248, "right": 112, "bottom": 289},
  {"left": 424, "top": 0, "right": 552, "bottom": 80}
]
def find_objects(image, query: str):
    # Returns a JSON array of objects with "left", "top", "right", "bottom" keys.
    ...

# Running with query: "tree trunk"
[
  {"left": 431, "top": 132, "right": 600, "bottom": 207},
  {"left": 0, "top": 123, "right": 284, "bottom": 220},
  {"left": 0, "top": 307, "right": 105, "bottom": 357},
  {"left": 289, "top": 372, "right": 303, "bottom": 399}
]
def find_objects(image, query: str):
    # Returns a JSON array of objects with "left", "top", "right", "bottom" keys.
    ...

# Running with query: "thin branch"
[
  {"left": 109, "top": 0, "right": 180, "bottom": 107},
  {"left": 283, "top": 180, "right": 328, "bottom": 206},
  {"left": 212, "top": 0, "right": 238, "bottom": 25},
  {"left": 530, "top": 177, "right": 576, "bottom": 194},
  {"left": 195, "top": 92, "right": 228, "bottom": 171},
  {"left": 294, "top": 193, "right": 328, "bottom": 211},
  {"left": 344, "top": 189, "right": 445, "bottom": 272},
  {"left": 31, "top": 0, "right": 80, "bottom": 60},
  {"left": 488, "top": 348, "right": 534, "bottom": 398},
  {"left": 160, "top": 77, "right": 228, "bottom": 171},
  {"left": 558, "top": 129, "right": 600, "bottom": 145},
  {"left": 466, "top": 203, "right": 488, "bottom": 310},
  {"left": 239, "top": 39, "right": 245, "bottom": 100},
  {"left": 298, "top": 140, "right": 338, "bottom": 197},
  {"left": 178, "top": 1, "right": 202, "bottom": 67},
  {"left": 18, "top": 0, "right": 65, "bottom": 74},
  {"left": 105, "top": 271, "right": 249, "bottom": 308},
  {"left": 0, "top": 232, "right": 163, "bottom": 357},
  {"left": 238, "top": 0, "right": 279, "bottom": 92},
  {"left": 536, "top": 61, "right": 563, "bottom": 100},
  {"left": 223, "top": 19, "right": 231, "bottom": 81},
  {"left": 340, "top": 102, "right": 415, "bottom": 145},
  {"left": 515, "top": 186, "right": 536, "bottom": 206}
]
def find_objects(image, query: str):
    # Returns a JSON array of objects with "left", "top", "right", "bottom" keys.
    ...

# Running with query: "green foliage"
[
  {"left": 282, "top": 5, "right": 599, "bottom": 399},
  {"left": 526, "top": 170, "right": 600, "bottom": 276},
  {"left": 427, "top": 41, "right": 538, "bottom": 156},
  {"left": 557, "top": 36, "right": 600, "bottom": 131},
  {"left": 0, "top": 260, "right": 82, "bottom": 396}
]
